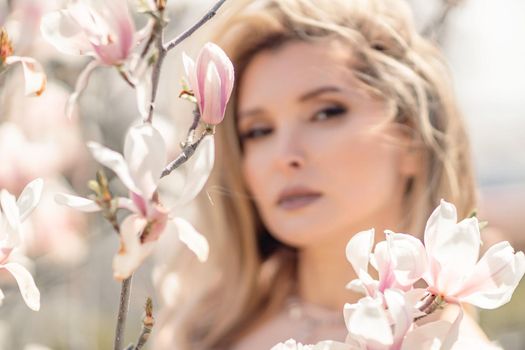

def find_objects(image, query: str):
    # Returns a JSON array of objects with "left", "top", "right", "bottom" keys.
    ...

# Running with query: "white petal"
[
  {"left": 0, "top": 190, "right": 20, "bottom": 231},
  {"left": 55, "top": 193, "right": 100, "bottom": 212},
  {"left": 345, "top": 229, "right": 374, "bottom": 278},
  {"left": 40, "top": 10, "right": 93, "bottom": 56},
  {"left": 432, "top": 217, "right": 481, "bottom": 293},
  {"left": 5, "top": 56, "right": 47, "bottom": 96},
  {"left": 112, "top": 215, "right": 153, "bottom": 281},
  {"left": 17, "top": 178, "right": 44, "bottom": 222},
  {"left": 401, "top": 320, "right": 452, "bottom": 350},
  {"left": 386, "top": 231, "right": 427, "bottom": 286},
  {"left": 173, "top": 217, "right": 209, "bottom": 262},
  {"left": 87, "top": 141, "right": 140, "bottom": 194},
  {"left": 0, "top": 288, "right": 4, "bottom": 305},
  {"left": 124, "top": 124, "right": 166, "bottom": 200},
  {"left": 171, "top": 135, "right": 215, "bottom": 207},
  {"left": 384, "top": 289, "right": 413, "bottom": 345},
  {"left": 456, "top": 242, "right": 525, "bottom": 309},
  {"left": 3, "top": 262, "right": 40, "bottom": 311},
  {"left": 66, "top": 60, "right": 100, "bottom": 119},
  {"left": 347, "top": 297, "right": 393, "bottom": 346},
  {"left": 424, "top": 199, "right": 457, "bottom": 255}
]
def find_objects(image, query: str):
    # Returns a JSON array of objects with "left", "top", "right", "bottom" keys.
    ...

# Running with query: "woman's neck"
[{"left": 297, "top": 233, "right": 361, "bottom": 311}]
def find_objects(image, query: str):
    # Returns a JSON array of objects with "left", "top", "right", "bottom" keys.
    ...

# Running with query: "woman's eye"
[
  {"left": 311, "top": 105, "right": 347, "bottom": 121},
  {"left": 239, "top": 127, "right": 273, "bottom": 141}
]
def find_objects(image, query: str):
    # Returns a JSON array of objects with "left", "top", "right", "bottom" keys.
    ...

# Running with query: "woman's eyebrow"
[
  {"left": 298, "top": 86, "right": 342, "bottom": 102},
  {"left": 238, "top": 86, "right": 342, "bottom": 121}
]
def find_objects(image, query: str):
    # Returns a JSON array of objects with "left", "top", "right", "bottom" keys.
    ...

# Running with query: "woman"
[{"left": 155, "top": 0, "right": 484, "bottom": 348}]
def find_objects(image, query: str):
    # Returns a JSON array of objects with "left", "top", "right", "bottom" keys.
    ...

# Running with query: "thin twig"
[
  {"left": 161, "top": 130, "right": 211, "bottom": 178},
  {"left": 133, "top": 298, "right": 155, "bottom": 350},
  {"left": 422, "top": 0, "right": 463, "bottom": 39},
  {"left": 145, "top": 19, "right": 166, "bottom": 124},
  {"left": 164, "top": 0, "right": 228, "bottom": 52},
  {"left": 114, "top": 276, "right": 134, "bottom": 350}
]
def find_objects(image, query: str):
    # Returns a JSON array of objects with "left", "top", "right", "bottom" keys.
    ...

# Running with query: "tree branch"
[
  {"left": 114, "top": 276, "right": 134, "bottom": 350},
  {"left": 164, "top": 0, "right": 228, "bottom": 52}
]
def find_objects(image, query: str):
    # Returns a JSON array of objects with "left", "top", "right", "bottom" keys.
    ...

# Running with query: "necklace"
[{"left": 285, "top": 297, "right": 347, "bottom": 344}]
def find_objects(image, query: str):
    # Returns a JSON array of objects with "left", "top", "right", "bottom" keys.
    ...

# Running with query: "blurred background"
[{"left": 0, "top": 0, "right": 524, "bottom": 349}]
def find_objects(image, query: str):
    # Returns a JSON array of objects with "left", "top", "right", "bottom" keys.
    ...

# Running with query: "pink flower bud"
[{"left": 183, "top": 42, "right": 235, "bottom": 125}]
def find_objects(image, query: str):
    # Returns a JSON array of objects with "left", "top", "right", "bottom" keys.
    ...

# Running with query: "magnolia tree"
[{"left": 2, "top": 0, "right": 231, "bottom": 349}]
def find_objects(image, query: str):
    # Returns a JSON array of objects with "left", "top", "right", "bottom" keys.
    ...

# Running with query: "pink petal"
[
  {"left": 5, "top": 56, "right": 46, "bottom": 96},
  {"left": 173, "top": 217, "right": 209, "bottom": 262},
  {"left": 346, "top": 229, "right": 374, "bottom": 279},
  {"left": 2, "top": 262, "right": 40, "bottom": 311},
  {"left": 16, "top": 178, "right": 43, "bottom": 222},
  {"left": 183, "top": 52, "right": 202, "bottom": 112},
  {"left": 455, "top": 241, "right": 525, "bottom": 309},
  {"left": 386, "top": 231, "right": 427, "bottom": 287},
  {"left": 112, "top": 215, "right": 153, "bottom": 281},
  {"left": 66, "top": 60, "right": 100, "bottom": 119},
  {"left": 204, "top": 43, "right": 234, "bottom": 114},
  {"left": 55, "top": 193, "right": 100, "bottom": 212},
  {"left": 123, "top": 124, "right": 166, "bottom": 200},
  {"left": 87, "top": 141, "right": 140, "bottom": 195},
  {"left": 200, "top": 62, "right": 223, "bottom": 125}
]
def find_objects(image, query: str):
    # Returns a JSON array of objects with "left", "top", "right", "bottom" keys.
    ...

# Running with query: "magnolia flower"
[
  {"left": 271, "top": 339, "right": 351, "bottom": 350},
  {"left": 56, "top": 124, "right": 211, "bottom": 280},
  {"left": 345, "top": 229, "right": 427, "bottom": 299},
  {"left": 0, "top": 178, "right": 43, "bottom": 311},
  {"left": 343, "top": 289, "right": 461, "bottom": 350},
  {"left": 420, "top": 200, "right": 524, "bottom": 309},
  {"left": 183, "top": 42, "right": 235, "bottom": 125},
  {"left": 1, "top": 28, "right": 46, "bottom": 96},
  {"left": 40, "top": 0, "right": 152, "bottom": 118}
]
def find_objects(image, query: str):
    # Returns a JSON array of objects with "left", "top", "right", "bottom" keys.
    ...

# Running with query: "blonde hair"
[{"left": 155, "top": 0, "right": 477, "bottom": 348}]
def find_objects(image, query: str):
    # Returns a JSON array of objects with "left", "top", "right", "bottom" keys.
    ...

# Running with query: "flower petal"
[
  {"left": 0, "top": 189, "right": 20, "bottom": 231},
  {"left": 87, "top": 141, "right": 140, "bottom": 194},
  {"left": 112, "top": 215, "right": 153, "bottom": 281},
  {"left": 200, "top": 62, "right": 223, "bottom": 125},
  {"left": 55, "top": 193, "right": 100, "bottom": 212},
  {"left": 123, "top": 124, "right": 166, "bottom": 200},
  {"left": 40, "top": 10, "right": 93, "bottom": 56},
  {"left": 455, "top": 241, "right": 525, "bottom": 309},
  {"left": 424, "top": 199, "right": 458, "bottom": 255},
  {"left": 346, "top": 297, "right": 393, "bottom": 346},
  {"left": 346, "top": 229, "right": 374, "bottom": 279},
  {"left": 173, "top": 217, "right": 209, "bottom": 262},
  {"left": 17, "top": 178, "right": 43, "bottom": 222},
  {"left": 66, "top": 59, "right": 100, "bottom": 119},
  {"left": 3, "top": 262, "right": 40, "bottom": 311},
  {"left": 171, "top": 135, "right": 215, "bottom": 207},
  {"left": 386, "top": 230, "right": 427, "bottom": 287},
  {"left": 384, "top": 289, "right": 413, "bottom": 346},
  {"left": 5, "top": 56, "right": 46, "bottom": 96}
]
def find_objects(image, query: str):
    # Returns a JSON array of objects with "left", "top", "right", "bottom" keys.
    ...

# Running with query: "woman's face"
[{"left": 237, "top": 41, "right": 416, "bottom": 248}]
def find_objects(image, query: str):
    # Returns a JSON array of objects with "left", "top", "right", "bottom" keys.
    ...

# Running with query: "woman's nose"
[{"left": 274, "top": 129, "right": 306, "bottom": 172}]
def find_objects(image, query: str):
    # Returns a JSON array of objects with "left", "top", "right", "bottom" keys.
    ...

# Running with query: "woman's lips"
[
  {"left": 276, "top": 186, "right": 323, "bottom": 210},
  {"left": 278, "top": 193, "right": 322, "bottom": 210}
]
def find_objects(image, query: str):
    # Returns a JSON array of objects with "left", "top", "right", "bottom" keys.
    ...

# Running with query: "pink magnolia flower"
[
  {"left": 420, "top": 199, "right": 525, "bottom": 309},
  {"left": 56, "top": 124, "right": 211, "bottom": 280},
  {"left": 343, "top": 289, "right": 461, "bottom": 350},
  {"left": 40, "top": 0, "right": 152, "bottom": 118},
  {"left": 0, "top": 178, "right": 43, "bottom": 311},
  {"left": 345, "top": 229, "right": 427, "bottom": 299},
  {"left": 183, "top": 42, "right": 235, "bottom": 125}
]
